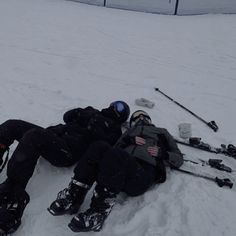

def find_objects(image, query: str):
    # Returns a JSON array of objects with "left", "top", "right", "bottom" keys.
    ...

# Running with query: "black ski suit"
[
  {"left": 0, "top": 106, "right": 122, "bottom": 189},
  {"left": 73, "top": 122, "right": 183, "bottom": 196}
]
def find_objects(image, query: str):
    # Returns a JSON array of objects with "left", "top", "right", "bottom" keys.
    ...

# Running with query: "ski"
[
  {"left": 184, "top": 158, "right": 235, "bottom": 173},
  {"left": 173, "top": 168, "right": 233, "bottom": 188},
  {"left": 175, "top": 137, "right": 236, "bottom": 159}
]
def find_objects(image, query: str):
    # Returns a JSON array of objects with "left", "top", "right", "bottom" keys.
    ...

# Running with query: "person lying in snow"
[
  {"left": 48, "top": 110, "right": 183, "bottom": 232},
  {"left": 0, "top": 100, "right": 130, "bottom": 236}
]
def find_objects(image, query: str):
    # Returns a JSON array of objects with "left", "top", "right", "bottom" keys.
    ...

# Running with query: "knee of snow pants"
[
  {"left": 97, "top": 148, "right": 137, "bottom": 194},
  {"left": 0, "top": 119, "right": 42, "bottom": 146},
  {"left": 7, "top": 127, "right": 72, "bottom": 189},
  {"left": 73, "top": 141, "right": 113, "bottom": 186}
]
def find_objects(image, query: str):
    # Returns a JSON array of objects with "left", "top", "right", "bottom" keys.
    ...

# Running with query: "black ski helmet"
[
  {"left": 129, "top": 110, "right": 151, "bottom": 127},
  {"left": 109, "top": 101, "right": 130, "bottom": 123}
]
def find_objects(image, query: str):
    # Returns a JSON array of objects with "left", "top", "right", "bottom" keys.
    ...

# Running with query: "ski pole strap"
[{"left": 0, "top": 148, "right": 9, "bottom": 173}]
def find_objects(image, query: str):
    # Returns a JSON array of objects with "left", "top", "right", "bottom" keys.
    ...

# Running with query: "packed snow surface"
[{"left": 0, "top": 0, "right": 236, "bottom": 235}]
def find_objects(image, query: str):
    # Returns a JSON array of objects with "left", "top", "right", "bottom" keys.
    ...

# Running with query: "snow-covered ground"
[{"left": 1, "top": 0, "right": 236, "bottom": 235}]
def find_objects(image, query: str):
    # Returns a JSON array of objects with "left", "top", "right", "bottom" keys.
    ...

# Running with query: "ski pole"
[
  {"left": 173, "top": 168, "right": 233, "bottom": 188},
  {"left": 154, "top": 88, "right": 218, "bottom": 132}
]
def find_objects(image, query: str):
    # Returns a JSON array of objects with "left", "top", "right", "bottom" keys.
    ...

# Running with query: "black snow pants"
[
  {"left": 0, "top": 120, "right": 75, "bottom": 189},
  {"left": 73, "top": 141, "right": 157, "bottom": 196}
]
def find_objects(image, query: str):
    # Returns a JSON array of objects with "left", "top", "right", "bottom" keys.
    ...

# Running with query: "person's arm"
[
  {"left": 63, "top": 108, "right": 83, "bottom": 123},
  {"left": 114, "top": 128, "right": 136, "bottom": 148},
  {"left": 87, "top": 115, "right": 122, "bottom": 145},
  {"left": 155, "top": 159, "right": 167, "bottom": 183},
  {"left": 161, "top": 129, "right": 184, "bottom": 168},
  {"left": 63, "top": 106, "right": 99, "bottom": 124}
]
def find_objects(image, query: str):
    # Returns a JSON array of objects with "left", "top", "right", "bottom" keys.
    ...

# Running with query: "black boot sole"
[{"left": 68, "top": 221, "right": 102, "bottom": 232}]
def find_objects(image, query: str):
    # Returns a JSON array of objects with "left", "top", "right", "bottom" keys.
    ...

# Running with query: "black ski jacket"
[{"left": 47, "top": 106, "right": 122, "bottom": 157}]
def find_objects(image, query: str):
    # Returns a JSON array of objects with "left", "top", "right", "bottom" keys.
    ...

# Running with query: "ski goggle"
[
  {"left": 130, "top": 111, "right": 151, "bottom": 127},
  {"left": 110, "top": 101, "right": 125, "bottom": 113}
]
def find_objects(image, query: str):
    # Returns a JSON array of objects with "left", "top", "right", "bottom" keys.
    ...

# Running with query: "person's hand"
[
  {"left": 147, "top": 146, "right": 159, "bottom": 157},
  {"left": 135, "top": 136, "right": 146, "bottom": 145}
]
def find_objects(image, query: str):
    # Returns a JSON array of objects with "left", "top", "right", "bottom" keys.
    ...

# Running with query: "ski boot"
[
  {"left": 48, "top": 179, "right": 90, "bottom": 216},
  {"left": 0, "top": 185, "right": 30, "bottom": 235},
  {"left": 68, "top": 185, "right": 116, "bottom": 232}
]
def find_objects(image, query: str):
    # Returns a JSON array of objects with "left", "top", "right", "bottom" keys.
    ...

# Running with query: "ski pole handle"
[
  {"left": 207, "top": 121, "right": 218, "bottom": 132},
  {"left": 215, "top": 177, "right": 233, "bottom": 188}
]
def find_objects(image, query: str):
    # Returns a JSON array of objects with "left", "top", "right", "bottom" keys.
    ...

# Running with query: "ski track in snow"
[{"left": 1, "top": 0, "right": 236, "bottom": 235}]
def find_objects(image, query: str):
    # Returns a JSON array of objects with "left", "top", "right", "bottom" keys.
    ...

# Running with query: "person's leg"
[
  {"left": 0, "top": 119, "right": 42, "bottom": 146},
  {"left": 48, "top": 141, "right": 112, "bottom": 216},
  {"left": 68, "top": 148, "right": 138, "bottom": 232},
  {"left": 6, "top": 128, "right": 73, "bottom": 189},
  {"left": 123, "top": 160, "right": 157, "bottom": 196},
  {"left": 97, "top": 148, "right": 157, "bottom": 196},
  {"left": 0, "top": 185, "right": 29, "bottom": 235},
  {"left": 0, "top": 128, "right": 74, "bottom": 234},
  {"left": 73, "top": 141, "right": 112, "bottom": 186},
  {"left": 0, "top": 119, "right": 42, "bottom": 164}
]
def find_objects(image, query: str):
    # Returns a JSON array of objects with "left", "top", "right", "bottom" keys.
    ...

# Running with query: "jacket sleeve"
[
  {"left": 89, "top": 125, "right": 122, "bottom": 146},
  {"left": 87, "top": 114, "right": 122, "bottom": 145},
  {"left": 63, "top": 108, "right": 82, "bottom": 123},
  {"left": 114, "top": 130, "right": 135, "bottom": 148},
  {"left": 63, "top": 106, "right": 99, "bottom": 124},
  {"left": 162, "top": 128, "right": 184, "bottom": 168},
  {"left": 155, "top": 159, "right": 167, "bottom": 183}
]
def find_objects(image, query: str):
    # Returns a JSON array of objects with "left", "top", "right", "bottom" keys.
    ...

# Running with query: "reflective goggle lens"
[
  {"left": 130, "top": 111, "right": 151, "bottom": 127},
  {"left": 131, "top": 111, "right": 149, "bottom": 119}
]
